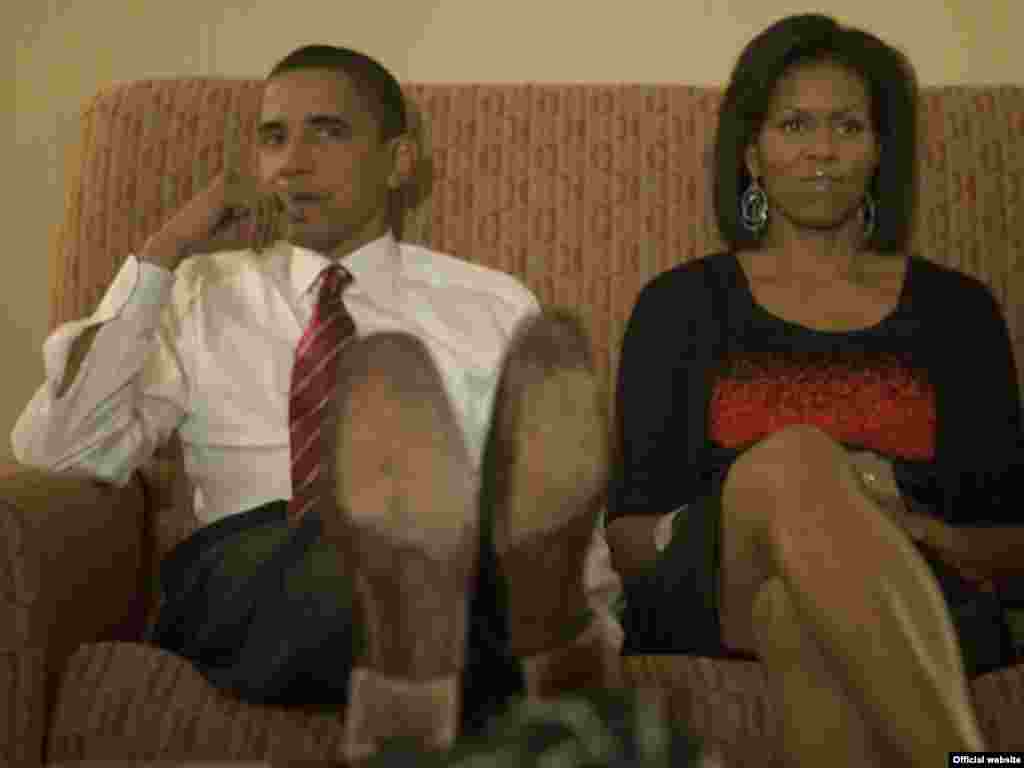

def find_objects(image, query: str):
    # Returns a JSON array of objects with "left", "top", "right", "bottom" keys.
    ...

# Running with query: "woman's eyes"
[
  {"left": 778, "top": 116, "right": 867, "bottom": 135},
  {"left": 837, "top": 119, "right": 866, "bottom": 135}
]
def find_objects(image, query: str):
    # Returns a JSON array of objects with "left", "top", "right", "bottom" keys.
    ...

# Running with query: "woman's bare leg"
[
  {"left": 752, "top": 576, "right": 889, "bottom": 766},
  {"left": 719, "top": 424, "right": 985, "bottom": 767}
]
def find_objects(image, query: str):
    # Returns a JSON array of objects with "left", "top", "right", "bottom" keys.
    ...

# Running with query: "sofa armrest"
[
  {"left": 0, "top": 463, "right": 146, "bottom": 659},
  {"left": 0, "top": 463, "right": 147, "bottom": 767}
]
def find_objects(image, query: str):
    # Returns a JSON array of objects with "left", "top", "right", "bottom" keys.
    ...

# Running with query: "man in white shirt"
[{"left": 12, "top": 45, "right": 629, "bottom": 762}]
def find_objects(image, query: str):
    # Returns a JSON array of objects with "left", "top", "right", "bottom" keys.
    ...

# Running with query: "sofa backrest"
[{"left": 51, "top": 80, "right": 1024, "bottom": 420}]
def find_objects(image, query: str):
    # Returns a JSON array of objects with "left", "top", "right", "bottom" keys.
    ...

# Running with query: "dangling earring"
[
  {"left": 861, "top": 191, "right": 877, "bottom": 242},
  {"left": 741, "top": 178, "right": 768, "bottom": 235}
]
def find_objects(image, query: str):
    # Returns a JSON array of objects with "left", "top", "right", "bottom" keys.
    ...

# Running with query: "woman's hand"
[
  {"left": 847, "top": 450, "right": 996, "bottom": 589},
  {"left": 899, "top": 510, "right": 997, "bottom": 590},
  {"left": 847, "top": 450, "right": 912, "bottom": 525}
]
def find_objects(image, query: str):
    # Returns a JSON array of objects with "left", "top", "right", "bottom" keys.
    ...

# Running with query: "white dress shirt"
[{"left": 12, "top": 232, "right": 623, "bottom": 648}]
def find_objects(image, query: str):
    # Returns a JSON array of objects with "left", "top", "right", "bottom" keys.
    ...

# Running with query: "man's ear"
[{"left": 387, "top": 135, "right": 418, "bottom": 190}]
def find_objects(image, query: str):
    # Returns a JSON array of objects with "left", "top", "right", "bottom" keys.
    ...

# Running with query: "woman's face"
[{"left": 746, "top": 59, "right": 879, "bottom": 237}]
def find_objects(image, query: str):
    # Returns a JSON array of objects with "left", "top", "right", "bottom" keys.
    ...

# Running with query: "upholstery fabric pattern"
[
  {"left": 46, "top": 643, "right": 1024, "bottom": 764},
  {"left": 0, "top": 650, "right": 46, "bottom": 767},
  {"left": 47, "top": 642, "right": 352, "bottom": 763},
  {"left": 1, "top": 464, "right": 146, "bottom": 766},
  {"left": 0, "top": 491, "right": 32, "bottom": 658},
  {"left": 623, "top": 653, "right": 1024, "bottom": 759},
  {"left": 622, "top": 655, "right": 780, "bottom": 768},
  {"left": 970, "top": 662, "right": 1024, "bottom": 749},
  {"left": 1, "top": 486, "right": 44, "bottom": 767}
]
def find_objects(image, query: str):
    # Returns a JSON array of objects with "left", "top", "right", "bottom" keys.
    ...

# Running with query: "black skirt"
[{"left": 622, "top": 488, "right": 1017, "bottom": 678}]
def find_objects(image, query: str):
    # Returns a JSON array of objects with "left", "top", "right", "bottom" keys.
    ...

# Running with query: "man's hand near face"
[{"left": 141, "top": 167, "right": 290, "bottom": 272}]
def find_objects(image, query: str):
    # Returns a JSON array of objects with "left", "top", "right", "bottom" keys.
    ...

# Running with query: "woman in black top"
[{"left": 607, "top": 14, "right": 1022, "bottom": 767}]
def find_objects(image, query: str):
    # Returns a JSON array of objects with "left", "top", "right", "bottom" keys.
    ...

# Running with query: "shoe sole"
[
  {"left": 326, "top": 333, "right": 477, "bottom": 757},
  {"left": 488, "top": 313, "right": 609, "bottom": 659}
]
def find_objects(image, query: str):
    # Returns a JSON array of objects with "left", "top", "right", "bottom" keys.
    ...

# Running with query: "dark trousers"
[
  {"left": 147, "top": 502, "right": 705, "bottom": 765},
  {"left": 149, "top": 500, "right": 525, "bottom": 732}
]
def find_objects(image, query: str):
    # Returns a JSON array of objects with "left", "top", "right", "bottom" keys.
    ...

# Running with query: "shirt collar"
[{"left": 286, "top": 231, "right": 401, "bottom": 303}]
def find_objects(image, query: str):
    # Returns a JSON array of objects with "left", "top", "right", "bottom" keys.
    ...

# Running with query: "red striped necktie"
[{"left": 287, "top": 265, "right": 356, "bottom": 522}]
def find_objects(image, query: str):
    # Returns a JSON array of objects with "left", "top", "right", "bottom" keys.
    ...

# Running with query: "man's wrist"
[{"left": 140, "top": 234, "right": 188, "bottom": 270}]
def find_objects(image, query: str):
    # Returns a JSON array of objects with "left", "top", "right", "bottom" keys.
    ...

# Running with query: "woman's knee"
[
  {"left": 724, "top": 425, "right": 845, "bottom": 511},
  {"left": 721, "top": 424, "right": 854, "bottom": 583},
  {"left": 718, "top": 425, "right": 853, "bottom": 648}
]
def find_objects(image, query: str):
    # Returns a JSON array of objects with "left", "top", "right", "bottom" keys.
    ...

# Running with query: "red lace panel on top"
[{"left": 708, "top": 348, "right": 937, "bottom": 460}]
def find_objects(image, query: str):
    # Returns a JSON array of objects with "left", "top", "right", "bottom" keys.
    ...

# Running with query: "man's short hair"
[{"left": 268, "top": 45, "right": 407, "bottom": 142}]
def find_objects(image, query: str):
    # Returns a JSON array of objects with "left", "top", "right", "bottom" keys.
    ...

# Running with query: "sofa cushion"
[
  {"left": 52, "top": 643, "right": 780, "bottom": 765},
  {"left": 45, "top": 641, "right": 1024, "bottom": 764},
  {"left": 623, "top": 655, "right": 1024, "bottom": 761},
  {"left": 1, "top": 650, "right": 48, "bottom": 768},
  {"left": 46, "top": 642, "right": 351, "bottom": 764},
  {"left": 623, "top": 655, "right": 781, "bottom": 767},
  {"left": 970, "top": 662, "right": 1024, "bottom": 750},
  {"left": 49, "top": 641, "right": 778, "bottom": 765}
]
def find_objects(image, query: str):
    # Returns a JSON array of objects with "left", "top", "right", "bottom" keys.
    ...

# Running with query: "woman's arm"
[
  {"left": 904, "top": 513, "right": 1024, "bottom": 586},
  {"left": 606, "top": 262, "right": 715, "bottom": 579},
  {"left": 920, "top": 274, "right": 1024, "bottom": 584},
  {"left": 850, "top": 269, "right": 1024, "bottom": 585},
  {"left": 941, "top": 273, "right": 1022, "bottom": 525}
]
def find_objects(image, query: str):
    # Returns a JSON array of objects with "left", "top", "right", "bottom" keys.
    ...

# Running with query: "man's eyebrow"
[
  {"left": 307, "top": 114, "right": 350, "bottom": 128},
  {"left": 257, "top": 119, "right": 283, "bottom": 134},
  {"left": 257, "top": 114, "right": 351, "bottom": 133}
]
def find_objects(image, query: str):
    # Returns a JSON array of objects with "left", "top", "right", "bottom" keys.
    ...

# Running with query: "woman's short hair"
[
  {"left": 267, "top": 45, "right": 407, "bottom": 142},
  {"left": 712, "top": 14, "right": 919, "bottom": 252}
]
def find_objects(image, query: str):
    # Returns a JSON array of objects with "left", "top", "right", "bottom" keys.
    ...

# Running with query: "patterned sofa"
[{"left": 2, "top": 78, "right": 1023, "bottom": 766}]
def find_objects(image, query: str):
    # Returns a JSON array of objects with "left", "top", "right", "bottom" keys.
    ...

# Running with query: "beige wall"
[{"left": 6, "top": 0, "right": 1023, "bottom": 460}]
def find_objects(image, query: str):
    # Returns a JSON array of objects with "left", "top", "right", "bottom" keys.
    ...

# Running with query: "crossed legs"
[{"left": 719, "top": 424, "right": 986, "bottom": 766}]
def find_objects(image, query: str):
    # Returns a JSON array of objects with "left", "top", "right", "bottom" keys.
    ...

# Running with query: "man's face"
[{"left": 256, "top": 67, "right": 405, "bottom": 256}]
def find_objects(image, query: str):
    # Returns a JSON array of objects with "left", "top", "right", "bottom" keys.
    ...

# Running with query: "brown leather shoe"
[
  {"left": 322, "top": 332, "right": 478, "bottom": 762},
  {"left": 483, "top": 310, "right": 621, "bottom": 697}
]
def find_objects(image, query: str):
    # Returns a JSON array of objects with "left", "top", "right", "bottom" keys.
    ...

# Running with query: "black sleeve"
[
  {"left": 912, "top": 268, "right": 1024, "bottom": 525},
  {"left": 607, "top": 261, "right": 716, "bottom": 522},
  {"left": 948, "top": 275, "right": 1022, "bottom": 524}
]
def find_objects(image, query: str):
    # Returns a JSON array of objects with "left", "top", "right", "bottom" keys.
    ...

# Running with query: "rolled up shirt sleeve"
[{"left": 12, "top": 255, "right": 187, "bottom": 486}]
